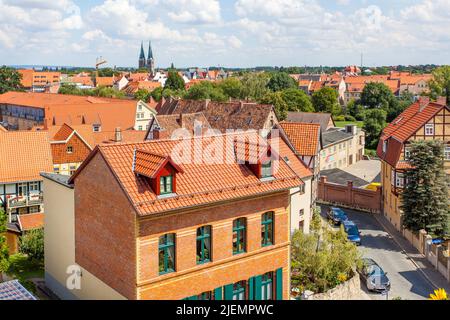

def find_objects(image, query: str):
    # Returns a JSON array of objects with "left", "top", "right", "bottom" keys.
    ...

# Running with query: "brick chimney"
[
  {"left": 436, "top": 96, "right": 447, "bottom": 106},
  {"left": 153, "top": 127, "right": 161, "bottom": 140},
  {"left": 419, "top": 96, "right": 430, "bottom": 112},
  {"left": 114, "top": 127, "right": 122, "bottom": 142}
]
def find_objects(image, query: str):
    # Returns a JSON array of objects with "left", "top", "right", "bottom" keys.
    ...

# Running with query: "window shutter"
[
  {"left": 224, "top": 284, "right": 233, "bottom": 300},
  {"left": 254, "top": 275, "right": 262, "bottom": 300},
  {"left": 276, "top": 268, "right": 283, "bottom": 300},
  {"left": 248, "top": 277, "right": 254, "bottom": 300},
  {"left": 214, "top": 287, "right": 223, "bottom": 300}
]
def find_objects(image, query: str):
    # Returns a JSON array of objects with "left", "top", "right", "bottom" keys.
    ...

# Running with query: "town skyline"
[{"left": 1, "top": 0, "right": 450, "bottom": 68}]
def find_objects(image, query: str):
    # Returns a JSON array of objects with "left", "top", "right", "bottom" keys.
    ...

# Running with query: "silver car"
[{"left": 359, "top": 258, "right": 391, "bottom": 292}]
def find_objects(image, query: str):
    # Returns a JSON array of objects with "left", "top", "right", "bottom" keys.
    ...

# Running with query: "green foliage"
[
  {"left": 291, "top": 223, "right": 361, "bottom": 294},
  {"left": 58, "top": 84, "right": 126, "bottom": 99},
  {"left": 0, "top": 66, "right": 23, "bottom": 94},
  {"left": 362, "top": 109, "right": 387, "bottom": 150},
  {"left": 429, "top": 66, "right": 450, "bottom": 102},
  {"left": 184, "top": 81, "right": 227, "bottom": 102},
  {"left": 165, "top": 71, "right": 186, "bottom": 91},
  {"left": 134, "top": 88, "right": 151, "bottom": 102},
  {"left": 240, "top": 73, "right": 269, "bottom": 101},
  {"left": 97, "top": 68, "right": 120, "bottom": 77},
  {"left": 0, "top": 209, "right": 10, "bottom": 277},
  {"left": 217, "top": 78, "right": 243, "bottom": 99},
  {"left": 360, "top": 82, "right": 395, "bottom": 110},
  {"left": 312, "top": 87, "right": 342, "bottom": 116},
  {"left": 267, "top": 72, "right": 297, "bottom": 92},
  {"left": 347, "top": 99, "right": 366, "bottom": 121},
  {"left": 281, "top": 88, "right": 314, "bottom": 112},
  {"left": 310, "top": 207, "right": 322, "bottom": 233},
  {"left": 260, "top": 91, "right": 288, "bottom": 121},
  {"left": 151, "top": 87, "right": 164, "bottom": 102},
  {"left": 19, "top": 229, "right": 44, "bottom": 262},
  {"left": 401, "top": 141, "right": 450, "bottom": 237}
]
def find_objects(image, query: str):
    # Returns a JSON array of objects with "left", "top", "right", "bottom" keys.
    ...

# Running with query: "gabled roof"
[
  {"left": 69, "top": 133, "right": 306, "bottom": 216},
  {"left": 18, "top": 213, "right": 44, "bottom": 231},
  {"left": 278, "top": 122, "right": 321, "bottom": 156},
  {"left": 0, "top": 131, "right": 53, "bottom": 183},
  {"left": 145, "top": 112, "right": 211, "bottom": 140},
  {"left": 285, "top": 112, "right": 334, "bottom": 132},
  {"left": 134, "top": 150, "right": 183, "bottom": 178}
]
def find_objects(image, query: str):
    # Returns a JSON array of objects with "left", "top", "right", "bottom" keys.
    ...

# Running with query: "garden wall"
[
  {"left": 304, "top": 275, "right": 364, "bottom": 300},
  {"left": 317, "top": 177, "right": 382, "bottom": 213}
]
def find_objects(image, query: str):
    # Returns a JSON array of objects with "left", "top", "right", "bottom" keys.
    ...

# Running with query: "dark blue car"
[
  {"left": 343, "top": 220, "right": 361, "bottom": 246},
  {"left": 327, "top": 207, "right": 348, "bottom": 226}
]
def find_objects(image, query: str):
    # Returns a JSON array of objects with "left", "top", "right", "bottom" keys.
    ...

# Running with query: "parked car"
[
  {"left": 343, "top": 220, "right": 361, "bottom": 246},
  {"left": 358, "top": 258, "right": 391, "bottom": 293},
  {"left": 327, "top": 207, "right": 348, "bottom": 226}
]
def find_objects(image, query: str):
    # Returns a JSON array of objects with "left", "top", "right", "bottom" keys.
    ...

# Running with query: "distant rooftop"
[
  {"left": 0, "top": 280, "right": 37, "bottom": 300},
  {"left": 41, "top": 172, "right": 73, "bottom": 188}
]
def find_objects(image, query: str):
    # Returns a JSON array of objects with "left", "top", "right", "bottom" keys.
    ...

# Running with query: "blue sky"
[{"left": 0, "top": 0, "right": 449, "bottom": 68}]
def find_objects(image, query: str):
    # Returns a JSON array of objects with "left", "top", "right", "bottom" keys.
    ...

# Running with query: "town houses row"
[{"left": 0, "top": 90, "right": 365, "bottom": 300}]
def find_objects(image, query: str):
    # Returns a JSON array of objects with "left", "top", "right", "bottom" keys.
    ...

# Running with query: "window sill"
[{"left": 159, "top": 269, "right": 175, "bottom": 276}]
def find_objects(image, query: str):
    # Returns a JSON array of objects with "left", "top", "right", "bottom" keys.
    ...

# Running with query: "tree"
[
  {"left": 312, "top": 87, "right": 341, "bottom": 115},
  {"left": 281, "top": 88, "right": 314, "bottom": 112},
  {"left": 347, "top": 99, "right": 366, "bottom": 121},
  {"left": 260, "top": 91, "right": 288, "bottom": 121},
  {"left": 217, "top": 78, "right": 242, "bottom": 99},
  {"left": 429, "top": 66, "right": 450, "bottom": 102},
  {"left": 0, "top": 209, "right": 10, "bottom": 282},
  {"left": 58, "top": 84, "right": 84, "bottom": 96},
  {"left": 240, "top": 73, "right": 269, "bottom": 101},
  {"left": 360, "top": 82, "right": 395, "bottom": 110},
  {"left": 401, "top": 141, "right": 450, "bottom": 237},
  {"left": 0, "top": 66, "right": 23, "bottom": 94},
  {"left": 184, "top": 81, "right": 227, "bottom": 102},
  {"left": 267, "top": 72, "right": 297, "bottom": 92},
  {"left": 134, "top": 88, "right": 151, "bottom": 102},
  {"left": 19, "top": 229, "right": 44, "bottom": 261},
  {"left": 165, "top": 71, "right": 185, "bottom": 91},
  {"left": 97, "top": 68, "right": 120, "bottom": 77},
  {"left": 363, "top": 109, "right": 386, "bottom": 150}
]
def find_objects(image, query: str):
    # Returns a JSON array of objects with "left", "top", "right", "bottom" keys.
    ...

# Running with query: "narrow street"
[{"left": 320, "top": 205, "right": 450, "bottom": 300}]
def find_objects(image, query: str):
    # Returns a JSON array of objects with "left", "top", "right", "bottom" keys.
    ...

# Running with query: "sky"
[{"left": 0, "top": 0, "right": 450, "bottom": 68}]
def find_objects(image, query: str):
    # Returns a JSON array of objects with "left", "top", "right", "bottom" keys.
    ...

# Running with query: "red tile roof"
[
  {"left": 18, "top": 213, "right": 44, "bottom": 231},
  {"left": 69, "top": 133, "right": 306, "bottom": 216},
  {"left": 134, "top": 150, "right": 183, "bottom": 179},
  {"left": 278, "top": 122, "right": 321, "bottom": 156},
  {"left": 0, "top": 131, "right": 53, "bottom": 183}
]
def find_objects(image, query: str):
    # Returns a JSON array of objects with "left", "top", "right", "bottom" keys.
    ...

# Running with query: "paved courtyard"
[{"left": 321, "top": 160, "right": 381, "bottom": 187}]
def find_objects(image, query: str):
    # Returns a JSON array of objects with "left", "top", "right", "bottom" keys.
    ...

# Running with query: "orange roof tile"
[
  {"left": 0, "top": 131, "right": 53, "bottom": 183},
  {"left": 278, "top": 122, "right": 321, "bottom": 156},
  {"left": 95, "top": 77, "right": 114, "bottom": 87},
  {"left": 18, "top": 213, "right": 44, "bottom": 231},
  {"left": 134, "top": 150, "right": 183, "bottom": 179},
  {"left": 70, "top": 132, "right": 305, "bottom": 216}
]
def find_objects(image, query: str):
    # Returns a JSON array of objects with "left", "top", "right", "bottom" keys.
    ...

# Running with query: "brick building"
[
  {"left": 18, "top": 69, "right": 61, "bottom": 92},
  {"left": 44, "top": 132, "right": 311, "bottom": 300}
]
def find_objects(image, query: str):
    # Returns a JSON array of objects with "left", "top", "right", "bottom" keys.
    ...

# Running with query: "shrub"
[
  {"left": 344, "top": 115, "right": 356, "bottom": 121},
  {"left": 334, "top": 115, "right": 345, "bottom": 121},
  {"left": 19, "top": 229, "right": 44, "bottom": 261}
]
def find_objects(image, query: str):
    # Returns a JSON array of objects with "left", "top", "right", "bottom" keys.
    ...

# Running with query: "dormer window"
[
  {"left": 425, "top": 124, "right": 434, "bottom": 136},
  {"left": 93, "top": 124, "right": 101, "bottom": 132},
  {"left": 160, "top": 175, "right": 173, "bottom": 195},
  {"left": 261, "top": 161, "right": 273, "bottom": 178}
]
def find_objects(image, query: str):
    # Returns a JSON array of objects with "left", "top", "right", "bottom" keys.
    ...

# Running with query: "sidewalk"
[{"left": 374, "top": 214, "right": 450, "bottom": 293}]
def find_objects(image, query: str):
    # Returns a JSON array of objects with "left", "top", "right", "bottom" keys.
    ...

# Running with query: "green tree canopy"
[
  {"left": 19, "top": 229, "right": 44, "bottom": 261},
  {"left": 0, "top": 209, "right": 10, "bottom": 281},
  {"left": 312, "top": 87, "right": 341, "bottom": 115},
  {"left": 362, "top": 109, "right": 387, "bottom": 150},
  {"left": 260, "top": 91, "right": 288, "bottom": 121},
  {"left": 165, "top": 71, "right": 186, "bottom": 91},
  {"left": 134, "top": 88, "right": 151, "bottom": 102},
  {"left": 0, "top": 66, "right": 23, "bottom": 94},
  {"left": 217, "top": 78, "right": 243, "bottom": 99},
  {"left": 429, "top": 66, "right": 450, "bottom": 103},
  {"left": 97, "top": 68, "right": 120, "bottom": 77},
  {"left": 151, "top": 87, "right": 164, "bottom": 102},
  {"left": 401, "top": 141, "right": 450, "bottom": 237},
  {"left": 184, "top": 81, "right": 227, "bottom": 102},
  {"left": 267, "top": 72, "right": 297, "bottom": 92},
  {"left": 360, "top": 82, "right": 395, "bottom": 110},
  {"left": 240, "top": 73, "right": 269, "bottom": 101},
  {"left": 281, "top": 88, "right": 314, "bottom": 112}
]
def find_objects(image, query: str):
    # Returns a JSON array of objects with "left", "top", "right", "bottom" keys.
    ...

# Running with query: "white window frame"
[
  {"left": 29, "top": 181, "right": 39, "bottom": 192},
  {"left": 425, "top": 124, "right": 434, "bottom": 136},
  {"left": 396, "top": 173, "right": 404, "bottom": 188},
  {"left": 404, "top": 147, "right": 411, "bottom": 160}
]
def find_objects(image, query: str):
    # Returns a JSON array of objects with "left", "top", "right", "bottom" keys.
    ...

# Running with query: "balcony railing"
[{"left": 7, "top": 192, "right": 43, "bottom": 209}]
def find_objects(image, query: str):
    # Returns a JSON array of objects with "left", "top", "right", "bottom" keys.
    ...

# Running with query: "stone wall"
[{"left": 305, "top": 275, "right": 364, "bottom": 300}]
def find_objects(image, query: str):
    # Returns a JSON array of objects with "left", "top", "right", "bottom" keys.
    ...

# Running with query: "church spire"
[
  {"left": 138, "top": 41, "right": 146, "bottom": 69},
  {"left": 148, "top": 41, "right": 153, "bottom": 60},
  {"left": 147, "top": 40, "right": 155, "bottom": 76}
]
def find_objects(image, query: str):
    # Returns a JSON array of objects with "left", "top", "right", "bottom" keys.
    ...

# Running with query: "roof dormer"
[
  {"left": 133, "top": 149, "right": 183, "bottom": 196},
  {"left": 234, "top": 137, "right": 277, "bottom": 180}
]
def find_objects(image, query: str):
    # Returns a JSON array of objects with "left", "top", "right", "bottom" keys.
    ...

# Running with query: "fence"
[{"left": 317, "top": 177, "right": 382, "bottom": 213}]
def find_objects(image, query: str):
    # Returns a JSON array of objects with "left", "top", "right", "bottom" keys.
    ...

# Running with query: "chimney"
[
  {"left": 419, "top": 96, "right": 430, "bottom": 112},
  {"left": 153, "top": 128, "right": 160, "bottom": 140},
  {"left": 436, "top": 96, "right": 447, "bottom": 106},
  {"left": 114, "top": 127, "right": 122, "bottom": 142}
]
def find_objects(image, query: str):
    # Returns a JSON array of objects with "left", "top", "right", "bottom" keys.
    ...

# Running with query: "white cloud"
[{"left": 165, "top": 0, "right": 221, "bottom": 24}]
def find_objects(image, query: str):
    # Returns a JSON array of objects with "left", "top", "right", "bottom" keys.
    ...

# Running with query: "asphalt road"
[{"left": 320, "top": 205, "right": 437, "bottom": 300}]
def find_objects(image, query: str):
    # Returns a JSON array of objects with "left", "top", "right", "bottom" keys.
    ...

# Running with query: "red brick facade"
[
  {"left": 51, "top": 133, "right": 91, "bottom": 165},
  {"left": 74, "top": 152, "right": 291, "bottom": 300}
]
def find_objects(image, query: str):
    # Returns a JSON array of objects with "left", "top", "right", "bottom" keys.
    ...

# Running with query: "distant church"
[{"left": 139, "top": 41, "right": 155, "bottom": 75}]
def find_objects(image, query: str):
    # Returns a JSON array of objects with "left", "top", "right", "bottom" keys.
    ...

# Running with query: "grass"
[
  {"left": 6, "top": 254, "right": 44, "bottom": 294},
  {"left": 334, "top": 121, "right": 364, "bottom": 128}
]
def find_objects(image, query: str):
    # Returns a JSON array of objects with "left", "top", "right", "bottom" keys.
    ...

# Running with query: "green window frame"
[
  {"left": 196, "top": 225, "right": 212, "bottom": 264},
  {"left": 160, "top": 175, "right": 173, "bottom": 194},
  {"left": 261, "top": 212, "right": 274, "bottom": 247},
  {"left": 233, "top": 218, "right": 246, "bottom": 255},
  {"left": 158, "top": 233, "right": 175, "bottom": 275},
  {"left": 261, "top": 272, "right": 274, "bottom": 300},
  {"left": 232, "top": 281, "right": 246, "bottom": 300},
  {"left": 261, "top": 161, "right": 272, "bottom": 178}
]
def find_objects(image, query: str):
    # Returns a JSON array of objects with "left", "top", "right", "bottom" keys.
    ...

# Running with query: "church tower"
[
  {"left": 147, "top": 41, "right": 155, "bottom": 75},
  {"left": 138, "top": 41, "right": 146, "bottom": 69}
]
